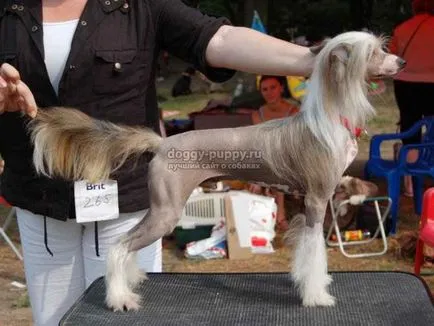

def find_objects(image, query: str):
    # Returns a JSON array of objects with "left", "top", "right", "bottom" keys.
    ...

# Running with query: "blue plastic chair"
[
  {"left": 364, "top": 117, "right": 434, "bottom": 234},
  {"left": 399, "top": 142, "right": 434, "bottom": 217}
]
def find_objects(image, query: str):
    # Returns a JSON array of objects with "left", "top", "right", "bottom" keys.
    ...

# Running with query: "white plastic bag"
[{"left": 184, "top": 217, "right": 227, "bottom": 259}]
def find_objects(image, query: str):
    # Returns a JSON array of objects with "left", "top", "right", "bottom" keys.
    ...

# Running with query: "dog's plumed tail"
[{"left": 29, "top": 107, "right": 163, "bottom": 182}]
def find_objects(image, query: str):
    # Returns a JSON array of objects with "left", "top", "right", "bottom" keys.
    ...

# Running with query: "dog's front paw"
[
  {"left": 106, "top": 290, "right": 142, "bottom": 312},
  {"left": 349, "top": 194, "right": 366, "bottom": 205},
  {"left": 324, "top": 274, "right": 333, "bottom": 286},
  {"left": 302, "top": 292, "right": 336, "bottom": 307}
]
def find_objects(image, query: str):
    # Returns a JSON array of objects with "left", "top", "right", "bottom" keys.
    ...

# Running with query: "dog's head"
[
  {"left": 317, "top": 32, "right": 405, "bottom": 81},
  {"left": 309, "top": 31, "right": 405, "bottom": 133}
]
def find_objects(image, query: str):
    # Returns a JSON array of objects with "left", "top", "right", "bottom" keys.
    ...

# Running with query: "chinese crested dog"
[{"left": 29, "top": 31, "right": 405, "bottom": 310}]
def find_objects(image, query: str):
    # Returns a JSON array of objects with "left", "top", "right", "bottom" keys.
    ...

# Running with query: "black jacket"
[{"left": 0, "top": 0, "right": 235, "bottom": 220}]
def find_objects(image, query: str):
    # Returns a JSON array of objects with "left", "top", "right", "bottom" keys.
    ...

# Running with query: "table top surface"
[{"left": 61, "top": 272, "right": 434, "bottom": 326}]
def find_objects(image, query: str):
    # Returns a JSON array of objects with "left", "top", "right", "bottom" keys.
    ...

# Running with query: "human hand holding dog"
[{"left": 0, "top": 63, "right": 37, "bottom": 118}]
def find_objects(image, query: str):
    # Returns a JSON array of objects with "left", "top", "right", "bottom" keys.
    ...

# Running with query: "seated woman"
[
  {"left": 251, "top": 75, "right": 299, "bottom": 123},
  {"left": 249, "top": 75, "right": 300, "bottom": 231}
]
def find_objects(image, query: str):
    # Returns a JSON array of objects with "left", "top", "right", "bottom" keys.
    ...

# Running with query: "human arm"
[
  {"left": 206, "top": 26, "right": 315, "bottom": 77},
  {"left": 154, "top": 0, "right": 317, "bottom": 79},
  {"left": 154, "top": 0, "right": 235, "bottom": 82},
  {"left": 0, "top": 63, "right": 37, "bottom": 118}
]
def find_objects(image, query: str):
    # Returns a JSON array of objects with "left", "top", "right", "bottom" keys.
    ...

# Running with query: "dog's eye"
[
  {"left": 378, "top": 52, "right": 387, "bottom": 61},
  {"left": 371, "top": 50, "right": 385, "bottom": 63}
]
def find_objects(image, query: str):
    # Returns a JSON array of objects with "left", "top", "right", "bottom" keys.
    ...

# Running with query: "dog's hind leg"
[
  {"left": 291, "top": 194, "right": 335, "bottom": 307},
  {"left": 106, "top": 203, "right": 182, "bottom": 311},
  {"left": 105, "top": 236, "right": 143, "bottom": 311},
  {"left": 105, "top": 161, "right": 195, "bottom": 311}
]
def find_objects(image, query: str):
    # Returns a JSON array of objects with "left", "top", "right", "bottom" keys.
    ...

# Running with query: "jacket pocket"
[
  {"left": 0, "top": 51, "right": 17, "bottom": 66},
  {"left": 92, "top": 49, "right": 144, "bottom": 95}
]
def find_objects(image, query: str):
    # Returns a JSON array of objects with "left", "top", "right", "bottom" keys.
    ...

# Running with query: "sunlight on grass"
[
  {"left": 369, "top": 115, "right": 396, "bottom": 130},
  {"left": 355, "top": 84, "right": 401, "bottom": 157}
]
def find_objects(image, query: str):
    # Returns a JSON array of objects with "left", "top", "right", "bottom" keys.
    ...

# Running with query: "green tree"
[
  {"left": 193, "top": 0, "right": 265, "bottom": 26},
  {"left": 185, "top": 0, "right": 413, "bottom": 41}
]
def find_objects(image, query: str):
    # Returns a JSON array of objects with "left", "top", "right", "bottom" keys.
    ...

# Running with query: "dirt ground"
[{"left": 1, "top": 73, "right": 433, "bottom": 325}]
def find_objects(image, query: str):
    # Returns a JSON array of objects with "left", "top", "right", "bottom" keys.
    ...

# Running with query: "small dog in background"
[
  {"left": 171, "top": 66, "right": 196, "bottom": 97},
  {"left": 334, "top": 176, "right": 379, "bottom": 216},
  {"left": 323, "top": 176, "right": 379, "bottom": 230}
]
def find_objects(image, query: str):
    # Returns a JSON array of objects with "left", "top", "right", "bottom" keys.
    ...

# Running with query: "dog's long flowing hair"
[{"left": 259, "top": 32, "right": 382, "bottom": 192}]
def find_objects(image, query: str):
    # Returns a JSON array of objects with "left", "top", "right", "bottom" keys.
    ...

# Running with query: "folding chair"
[
  {"left": 326, "top": 196, "right": 391, "bottom": 258},
  {"left": 0, "top": 196, "right": 23, "bottom": 260}
]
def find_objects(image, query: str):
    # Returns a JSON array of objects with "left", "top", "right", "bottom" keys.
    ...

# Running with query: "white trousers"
[{"left": 16, "top": 208, "right": 162, "bottom": 326}]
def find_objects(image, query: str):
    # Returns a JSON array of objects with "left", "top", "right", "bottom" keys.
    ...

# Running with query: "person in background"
[
  {"left": 389, "top": 0, "right": 434, "bottom": 197},
  {"left": 249, "top": 76, "right": 300, "bottom": 231},
  {"left": 252, "top": 75, "right": 299, "bottom": 124},
  {"left": 0, "top": 1, "right": 318, "bottom": 324}
]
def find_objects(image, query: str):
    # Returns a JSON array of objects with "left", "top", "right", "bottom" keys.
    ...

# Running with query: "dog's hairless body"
[{"left": 129, "top": 121, "right": 350, "bottom": 251}]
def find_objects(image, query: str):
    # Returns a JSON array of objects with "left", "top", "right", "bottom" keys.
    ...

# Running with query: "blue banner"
[{"left": 251, "top": 10, "right": 267, "bottom": 34}]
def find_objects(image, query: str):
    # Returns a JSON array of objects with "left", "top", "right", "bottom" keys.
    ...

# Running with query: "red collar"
[{"left": 341, "top": 117, "right": 363, "bottom": 138}]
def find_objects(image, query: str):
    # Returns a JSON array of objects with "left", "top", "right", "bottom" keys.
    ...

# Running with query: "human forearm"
[{"left": 205, "top": 25, "right": 315, "bottom": 77}]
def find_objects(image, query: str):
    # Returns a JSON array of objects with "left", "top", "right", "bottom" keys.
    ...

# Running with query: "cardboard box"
[{"left": 224, "top": 196, "right": 253, "bottom": 260}]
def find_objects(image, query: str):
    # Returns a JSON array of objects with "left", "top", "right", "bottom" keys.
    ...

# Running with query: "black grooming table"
[{"left": 60, "top": 272, "right": 434, "bottom": 326}]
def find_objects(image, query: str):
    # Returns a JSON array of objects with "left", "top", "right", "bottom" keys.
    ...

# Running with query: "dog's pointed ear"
[
  {"left": 329, "top": 44, "right": 351, "bottom": 82},
  {"left": 309, "top": 39, "right": 329, "bottom": 55},
  {"left": 331, "top": 44, "right": 351, "bottom": 63}
]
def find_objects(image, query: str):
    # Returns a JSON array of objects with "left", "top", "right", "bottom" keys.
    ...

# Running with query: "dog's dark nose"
[{"left": 396, "top": 57, "right": 406, "bottom": 68}]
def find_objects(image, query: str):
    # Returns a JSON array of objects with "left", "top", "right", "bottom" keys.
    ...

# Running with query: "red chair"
[
  {"left": 414, "top": 188, "right": 434, "bottom": 275},
  {"left": 0, "top": 196, "right": 22, "bottom": 260}
]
